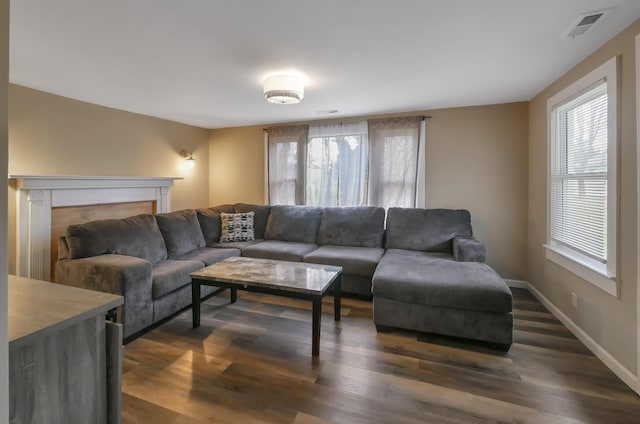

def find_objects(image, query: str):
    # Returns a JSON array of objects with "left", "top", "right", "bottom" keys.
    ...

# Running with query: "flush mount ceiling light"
[{"left": 263, "top": 75, "right": 304, "bottom": 104}]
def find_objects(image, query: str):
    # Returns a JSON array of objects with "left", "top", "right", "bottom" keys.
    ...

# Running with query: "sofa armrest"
[
  {"left": 58, "top": 236, "right": 70, "bottom": 260},
  {"left": 55, "top": 254, "right": 153, "bottom": 338},
  {"left": 453, "top": 236, "right": 486, "bottom": 262}
]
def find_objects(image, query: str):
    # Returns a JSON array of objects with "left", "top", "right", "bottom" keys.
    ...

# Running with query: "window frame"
[{"left": 545, "top": 56, "right": 618, "bottom": 297}]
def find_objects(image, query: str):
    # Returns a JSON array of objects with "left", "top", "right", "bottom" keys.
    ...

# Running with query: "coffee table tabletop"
[
  {"left": 190, "top": 256, "right": 342, "bottom": 356},
  {"left": 190, "top": 256, "right": 342, "bottom": 295}
]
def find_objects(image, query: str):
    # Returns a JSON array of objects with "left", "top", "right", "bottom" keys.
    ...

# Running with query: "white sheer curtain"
[
  {"left": 267, "top": 125, "right": 308, "bottom": 205},
  {"left": 416, "top": 119, "right": 426, "bottom": 207},
  {"left": 306, "top": 122, "right": 368, "bottom": 206},
  {"left": 367, "top": 117, "right": 421, "bottom": 209}
]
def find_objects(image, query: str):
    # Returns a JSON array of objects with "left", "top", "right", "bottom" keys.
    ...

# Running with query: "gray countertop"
[{"left": 8, "top": 274, "right": 123, "bottom": 349}]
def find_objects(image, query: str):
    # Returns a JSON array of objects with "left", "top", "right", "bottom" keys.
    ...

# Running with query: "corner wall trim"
[{"left": 520, "top": 281, "right": 640, "bottom": 395}]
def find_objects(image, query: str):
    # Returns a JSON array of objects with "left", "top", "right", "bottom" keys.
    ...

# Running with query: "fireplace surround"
[{"left": 10, "top": 175, "right": 180, "bottom": 281}]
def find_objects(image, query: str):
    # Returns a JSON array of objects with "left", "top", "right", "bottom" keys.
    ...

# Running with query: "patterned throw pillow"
[{"left": 220, "top": 212, "right": 255, "bottom": 243}]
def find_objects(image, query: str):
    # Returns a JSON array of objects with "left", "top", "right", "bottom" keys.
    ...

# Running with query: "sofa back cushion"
[
  {"left": 66, "top": 214, "right": 168, "bottom": 263},
  {"left": 385, "top": 208, "right": 472, "bottom": 252},
  {"left": 156, "top": 209, "right": 206, "bottom": 257},
  {"left": 234, "top": 203, "right": 271, "bottom": 239},
  {"left": 265, "top": 205, "right": 323, "bottom": 243},
  {"left": 196, "top": 205, "right": 235, "bottom": 246},
  {"left": 318, "top": 206, "right": 385, "bottom": 248}
]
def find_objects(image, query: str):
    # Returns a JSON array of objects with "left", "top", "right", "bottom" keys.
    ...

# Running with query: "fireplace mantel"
[{"left": 10, "top": 175, "right": 182, "bottom": 281}]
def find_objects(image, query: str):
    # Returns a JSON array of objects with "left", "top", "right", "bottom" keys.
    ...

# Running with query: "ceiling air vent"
[{"left": 560, "top": 9, "right": 611, "bottom": 39}]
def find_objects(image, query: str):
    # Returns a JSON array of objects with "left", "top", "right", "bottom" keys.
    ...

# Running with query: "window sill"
[{"left": 544, "top": 244, "right": 618, "bottom": 298}]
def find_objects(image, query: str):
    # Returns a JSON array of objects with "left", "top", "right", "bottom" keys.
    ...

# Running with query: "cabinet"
[{"left": 8, "top": 275, "right": 124, "bottom": 424}]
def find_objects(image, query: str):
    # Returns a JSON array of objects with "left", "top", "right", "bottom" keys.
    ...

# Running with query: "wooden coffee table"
[{"left": 190, "top": 257, "right": 342, "bottom": 356}]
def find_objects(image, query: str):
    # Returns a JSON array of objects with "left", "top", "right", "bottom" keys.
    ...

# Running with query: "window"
[
  {"left": 267, "top": 118, "right": 422, "bottom": 208},
  {"left": 306, "top": 122, "right": 368, "bottom": 207},
  {"left": 368, "top": 117, "right": 421, "bottom": 210},
  {"left": 267, "top": 125, "right": 308, "bottom": 205},
  {"left": 545, "top": 57, "right": 617, "bottom": 296}
]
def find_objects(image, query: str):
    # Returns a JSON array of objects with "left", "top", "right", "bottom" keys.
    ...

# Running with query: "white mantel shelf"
[
  {"left": 10, "top": 175, "right": 182, "bottom": 190},
  {"left": 10, "top": 175, "right": 182, "bottom": 281}
]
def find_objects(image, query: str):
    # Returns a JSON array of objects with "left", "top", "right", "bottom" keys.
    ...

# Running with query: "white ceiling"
[{"left": 9, "top": 0, "right": 640, "bottom": 129}]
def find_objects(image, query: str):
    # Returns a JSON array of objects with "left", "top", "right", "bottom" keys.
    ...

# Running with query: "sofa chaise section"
[{"left": 372, "top": 208, "right": 513, "bottom": 347}]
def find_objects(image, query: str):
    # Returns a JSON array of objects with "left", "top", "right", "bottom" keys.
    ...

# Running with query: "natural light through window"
[
  {"left": 267, "top": 117, "right": 422, "bottom": 208},
  {"left": 545, "top": 57, "right": 617, "bottom": 296},
  {"left": 306, "top": 132, "right": 368, "bottom": 207}
]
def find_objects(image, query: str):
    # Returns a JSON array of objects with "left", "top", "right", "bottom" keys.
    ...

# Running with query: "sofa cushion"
[
  {"left": 220, "top": 212, "right": 255, "bottom": 242},
  {"left": 156, "top": 209, "right": 206, "bottom": 257},
  {"left": 372, "top": 249, "right": 512, "bottom": 314},
  {"left": 234, "top": 203, "right": 271, "bottom": 239},
  {"left": 241, "top": 240, "right": 318, "bottom": 262},
  {"left": 171, "top": 246, "right": 240, "bottom": 266},
  {"left": 209, "top": 239, "right": 264, "bottom": 250},
  {"left": 385, "top": 208, "right": 473, "bottom": 253},
  {"left": 317, "top": 206, "right": 385, "bottom": 248},
  {"left": 211, "top": 204, "right": 235, "bottom": 213},
  {"left": 197, "top": 206, "right": 234, "bottom": 246},
  {"left": 304, "top": 245, "right": 384, "bottom": 278},
  {"left": 151, "top": 259, "right": 204, "bottom": 299},
  {"left": 265, "top": 205, "right": 323, "bottom": 243},
  {"left": 66, "top": 214, "right": 168, "bottom": 263}
]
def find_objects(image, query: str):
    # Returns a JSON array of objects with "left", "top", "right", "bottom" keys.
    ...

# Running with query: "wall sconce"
[{"left": 181, "top": 150, "right": 195, "bottom": 169}]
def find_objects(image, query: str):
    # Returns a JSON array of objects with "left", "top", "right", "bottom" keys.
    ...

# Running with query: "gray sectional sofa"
[{"left": 55, "top": 203, "right": 513, "bottom": 347}]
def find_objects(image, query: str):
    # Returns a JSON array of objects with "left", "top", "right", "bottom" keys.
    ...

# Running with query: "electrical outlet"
[{"left": 571, "top": 292, "right": 578, "bottom": 309}]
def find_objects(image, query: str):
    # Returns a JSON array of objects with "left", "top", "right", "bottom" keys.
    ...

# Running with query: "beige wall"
[
  {"left": 1, "top": 0, "right": 9, "bottom": 420},
  {"left": 209, "top": 102, "right": 529, "bottom": 280},
  {"left": 8, "top": 85, "right": 211, "bottom": 273},
  {"left": 209, "top": 124, "right": 266, "bottom": 205},
  {"left": 528, "top": 19, "right": 640, "bottom": 374}
]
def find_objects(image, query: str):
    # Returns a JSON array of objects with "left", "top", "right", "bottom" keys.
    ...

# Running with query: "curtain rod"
[{"left": 264, "top": 115, "right": 432, "bottom": 131}]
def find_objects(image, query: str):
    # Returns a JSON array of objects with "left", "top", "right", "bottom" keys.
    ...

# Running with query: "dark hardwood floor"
[{"left": 121, "top": 288, "right": 640, "bottom": 423}]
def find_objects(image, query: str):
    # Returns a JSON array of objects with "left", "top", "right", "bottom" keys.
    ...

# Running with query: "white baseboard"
[
  {"left": 505, "top": 279, "right": 529, "bottom": 289},
  {"left": 518, "top": 281, "right": 640, "bottom": 395}
]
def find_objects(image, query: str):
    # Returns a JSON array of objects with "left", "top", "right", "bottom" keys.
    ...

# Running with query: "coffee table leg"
[
  {"left": 312, "top": 297, "right": 322, "bottom": 356},
  {"left": 230, "top": 288, "right": 237, "bottom": 303},
  {"left": 334, "top": 275, "right": 342, "bottom": 321},
  {"left": 192, "top": 281, "right": 201, "bottom": 328}
]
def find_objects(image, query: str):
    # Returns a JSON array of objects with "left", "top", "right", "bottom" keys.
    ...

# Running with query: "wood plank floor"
[{"left": 121, "top": 288, "right": 640, "bottom": 424}]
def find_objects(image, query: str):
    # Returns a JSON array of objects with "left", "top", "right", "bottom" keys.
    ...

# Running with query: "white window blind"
[{"left": 550, "top": 81, "right": 608, "bottom": 263}]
